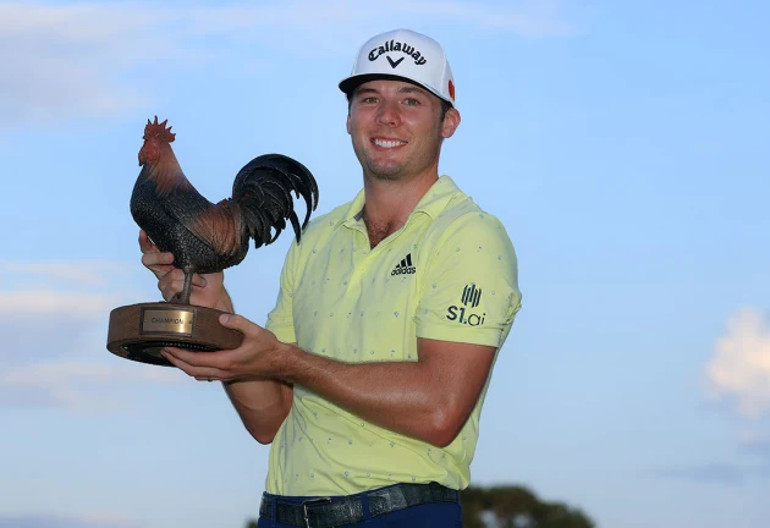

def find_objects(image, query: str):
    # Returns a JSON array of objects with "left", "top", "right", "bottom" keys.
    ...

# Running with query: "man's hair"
[{"left": 438, "top": 99, "right": 453, "bottom": 121}]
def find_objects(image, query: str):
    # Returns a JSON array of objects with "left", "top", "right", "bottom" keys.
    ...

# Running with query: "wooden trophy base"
[{"left": 107, "top": 302, "right": 243, "bottom": 367}]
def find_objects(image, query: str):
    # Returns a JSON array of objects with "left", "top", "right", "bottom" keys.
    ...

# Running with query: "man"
[{"left": 141, "top": 29, "right": 521, "bottom": 527}]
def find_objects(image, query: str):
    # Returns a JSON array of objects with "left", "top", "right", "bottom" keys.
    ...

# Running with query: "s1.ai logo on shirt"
[{"left": 446, "top": 284, "right": 486, "bottom": 326}]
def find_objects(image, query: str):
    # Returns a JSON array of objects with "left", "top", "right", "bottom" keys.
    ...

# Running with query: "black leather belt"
[{"left": 259, "top": 482, "right": 459, "bottom": 528}]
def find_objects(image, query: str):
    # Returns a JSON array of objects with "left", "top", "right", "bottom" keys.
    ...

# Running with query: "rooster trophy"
[{"left": 107, "top": 117, "right": 318, "bottom": 366}]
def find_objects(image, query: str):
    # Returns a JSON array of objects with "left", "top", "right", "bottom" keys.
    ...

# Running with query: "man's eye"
[
  {"left": 362, "top": 97, "right": 378, "bottom": 104},
  {"left": 404, "top": 98, "right": 421, "bottom": 106}
]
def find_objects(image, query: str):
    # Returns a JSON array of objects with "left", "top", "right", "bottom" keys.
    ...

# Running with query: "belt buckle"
[{"left": 301, "top": 496, "right": 332, "bottom": 528}]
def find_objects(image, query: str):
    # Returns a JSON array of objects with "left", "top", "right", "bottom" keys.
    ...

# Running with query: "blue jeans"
[{"left": 257, "top": 487, "right": 463, "bottom": 528}]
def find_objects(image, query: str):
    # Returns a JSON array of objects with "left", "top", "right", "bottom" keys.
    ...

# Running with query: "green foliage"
[{"left": 461, "top": 485, "right": 595, "bottom": 528}]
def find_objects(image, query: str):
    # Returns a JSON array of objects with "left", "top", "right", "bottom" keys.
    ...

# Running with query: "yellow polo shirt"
[{"left": 264, "top": 176, "right": 521, "bottom": 496}]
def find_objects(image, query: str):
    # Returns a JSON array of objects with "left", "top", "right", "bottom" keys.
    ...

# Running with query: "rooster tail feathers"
[
  {"left": 232, "top": 154, "right": 318, "bottom": 248},
  {"left": 288, "top": 212, "right": 302, "bottom": 242}
]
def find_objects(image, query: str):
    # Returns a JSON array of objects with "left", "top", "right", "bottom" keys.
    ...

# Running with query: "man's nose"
[{"left": 376, "top": 100, "right": 401, "bottom": 126}]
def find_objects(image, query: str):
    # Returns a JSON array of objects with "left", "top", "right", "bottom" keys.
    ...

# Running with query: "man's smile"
[{"left": 372, "top": 138, "right": 407, "bottom": 149}]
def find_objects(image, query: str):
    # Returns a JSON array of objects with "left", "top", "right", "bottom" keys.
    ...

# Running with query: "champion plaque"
[{"left": 107, "top": 303, "right": 242, "bottom": 366}]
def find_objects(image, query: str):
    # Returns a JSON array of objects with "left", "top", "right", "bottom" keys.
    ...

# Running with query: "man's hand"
[
  {"left": 161, "top": 312, "right": 294, "bottom": 444},
  {"left": 160, "top": 313, "right": 285, "bottom": 382},
  {"left": 139, "top": 230, "right": 292, "bottom": 443},
  {"left": 138, "top": 230, "right": 227, "bottom": 310}
]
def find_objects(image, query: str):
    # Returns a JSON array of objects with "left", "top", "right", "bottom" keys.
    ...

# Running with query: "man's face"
[{"left": 346, "top": 79, "right": 459, "bottom": 182}]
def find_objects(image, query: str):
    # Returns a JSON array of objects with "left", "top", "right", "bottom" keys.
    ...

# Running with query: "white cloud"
[
  {"left": 0, "top": 0, "right": 576, "bottom": 125},
  {"left": 1, "top": 361, "right": 176, "bottom": 385},
  {"left": 737, "top": 429, "right": 770, "bottom": 462},
  {"left": 0, "top": 260, "right": 132, "bottom": 316},
  {"left": 0, "top": 258, "right": 182, "bottom": 412},
  {"left": 0, "top": 260, "right": 124, "bottom": 288},
  {"left": 0, "top": 259, "right": 139, "bottom": 309},
  {"left": 0, "top": 360, "right": 182, "bottom": 413},
  {"left": 0, "top": 290, "right": 117, "bottom": 318},
  {"left": 388, "top": 0, "right": 577, "bottom": 37},
  {"left": 706, "top": 308, "right": 770, "bottom": 418},
  {"left": 0, "top": 3, "right": 175, "bottom": 124}
]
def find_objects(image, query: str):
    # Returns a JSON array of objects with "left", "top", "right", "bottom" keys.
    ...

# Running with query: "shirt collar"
[
  {"left": 411, "top": 175, "right": 461, "bottom": 218},
  {"left": 339, "top": 175, "right": 460, "bottom": 229}
]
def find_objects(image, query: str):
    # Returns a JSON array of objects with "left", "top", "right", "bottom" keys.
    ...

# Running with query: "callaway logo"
[
  {"left": 369, "top": 39, "right": 428, "bottom": 67},
  {"left": 446, "top": 283, "right": 486, "bottom": 326},
  {"left": 391, "top": 253, "right": 416, "bottom": 276}
]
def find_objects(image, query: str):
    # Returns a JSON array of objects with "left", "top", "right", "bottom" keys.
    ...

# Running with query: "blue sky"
[{"left": 1, "top": 1, "right": 768, "bottom": 527}]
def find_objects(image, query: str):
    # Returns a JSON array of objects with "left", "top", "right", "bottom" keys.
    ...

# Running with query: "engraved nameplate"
[{"left": 140, "top": 308, "right": 195, "bottom": 336}]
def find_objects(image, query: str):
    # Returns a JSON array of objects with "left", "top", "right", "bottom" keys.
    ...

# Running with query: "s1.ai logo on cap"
[{"left": 446, "top": 284, "right": 485, "bottom": 326}]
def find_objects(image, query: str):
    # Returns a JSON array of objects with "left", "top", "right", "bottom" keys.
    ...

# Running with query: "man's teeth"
[{"left": 374, "top": 138, "right": 405, "bottom": 148}]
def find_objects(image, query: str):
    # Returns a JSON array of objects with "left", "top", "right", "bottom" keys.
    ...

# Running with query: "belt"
[{"left": 259, "top": 482, "right": 459, "bottom": 528}]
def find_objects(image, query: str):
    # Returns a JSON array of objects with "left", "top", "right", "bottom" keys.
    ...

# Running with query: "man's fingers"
[
  {"left": 162, "top": 347, "right": 230, "bottom": 381},
  {"left": 157, "top": 269, "right": 206, "bottom": 299},
  {"left": 138, "top": 230, "right": 164, "bottom": 255},
  {"left": 160, "top": 348, "right": 185, "bottom": 369},
  {"left": 141, "top": 251, "right": 174, "bottom": 269},
  {"left": 161, "top": 349, "right": 209, "bottom": 380},
  {"left": 138, "top": 230, "right": 153, "bottom": 252},
  {"left": 162, "top": 346, "right": 193, "bottom": 365},
  {"left": 139, "top": 230, "right": 175, "bottom": 269},
  {"left": 158, "top": 269, "right": 188, "bottom": 300},
  {"left": 218, "top": 313, "right": 258, "bottom": 336}
]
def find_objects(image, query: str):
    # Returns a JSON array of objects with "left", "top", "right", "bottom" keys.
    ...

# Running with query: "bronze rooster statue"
[{"left": 131, "top": 117, "right": 318, "bottom": 304}]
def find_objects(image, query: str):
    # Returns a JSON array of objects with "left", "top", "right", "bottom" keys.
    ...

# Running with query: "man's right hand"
[{"left": 138, "top": 230, "right": 228, "bottom": 310}]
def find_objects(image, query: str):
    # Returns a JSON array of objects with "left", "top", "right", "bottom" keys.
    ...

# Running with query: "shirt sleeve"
[
  {"left": 265, "top": 240, "right": 300, "bottom": 344},
  {"left": 415, "top": 212, "right": 521, "bottom": 348}
]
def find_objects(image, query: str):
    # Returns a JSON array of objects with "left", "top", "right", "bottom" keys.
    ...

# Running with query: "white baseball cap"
[{"left": 339, "top": 29, "right": 456, "bottom": 106}]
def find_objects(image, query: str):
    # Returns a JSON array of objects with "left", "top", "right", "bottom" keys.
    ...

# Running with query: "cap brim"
[{"left": 338, "top": 74, "right": 453, "bottom": 105}]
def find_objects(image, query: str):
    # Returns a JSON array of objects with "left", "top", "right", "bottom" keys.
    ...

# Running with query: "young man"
[{"left": 141, "top": 29, "right": 521, "bottom": 527}]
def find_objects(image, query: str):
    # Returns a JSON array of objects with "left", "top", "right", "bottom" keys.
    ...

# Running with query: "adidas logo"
[{"left": 391, "top": 253, "right": 417, "bottom": 276}]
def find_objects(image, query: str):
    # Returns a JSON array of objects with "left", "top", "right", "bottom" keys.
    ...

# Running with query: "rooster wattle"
[{"left": 131, "top": 117, "right": 318, "bottom": 304}]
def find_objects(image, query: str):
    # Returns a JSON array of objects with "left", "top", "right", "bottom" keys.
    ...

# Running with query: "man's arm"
[
  {"left": 209, "top": 284, "right": 292, "bottom": 445},
  {"left": 279, "top": 336, "right": 495, "bottom": 447},
  {"left": 138, "top": 230, "right": 294, "bottom": 444},
  {"left": 222, "top": 378, "right": 293, "bottom": 445},
  {"left": 161, "top": 314, "right": 496, "bottom": 447}
]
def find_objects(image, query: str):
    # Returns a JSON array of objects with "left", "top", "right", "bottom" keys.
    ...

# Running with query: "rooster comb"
[{"left": 144, "top": 116, "right": 176, "bottom": 143}]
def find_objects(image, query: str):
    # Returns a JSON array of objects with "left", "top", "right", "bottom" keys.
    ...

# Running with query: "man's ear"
[{"left": 441, "top": 108, "right": 461, "bottom": 139}]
